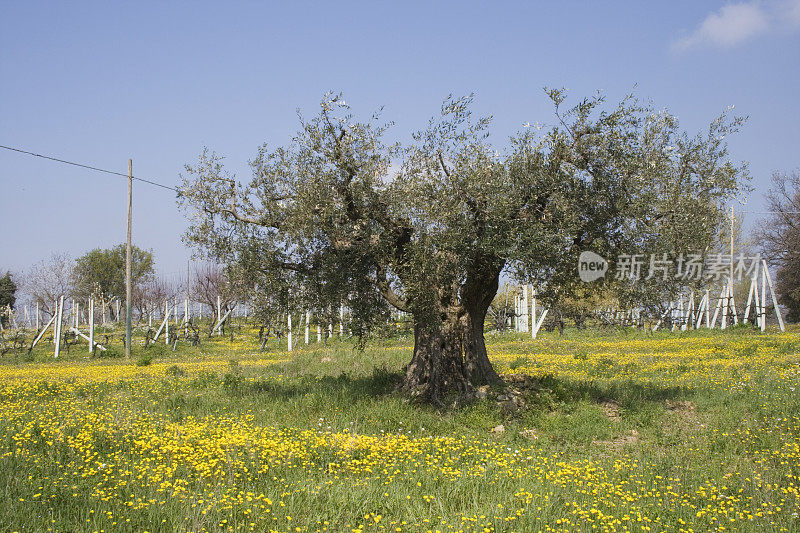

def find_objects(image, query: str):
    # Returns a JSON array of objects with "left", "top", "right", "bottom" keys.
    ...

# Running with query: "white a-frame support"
[{"left": 762, "top": 260, "right": 786, "bottom": 332}]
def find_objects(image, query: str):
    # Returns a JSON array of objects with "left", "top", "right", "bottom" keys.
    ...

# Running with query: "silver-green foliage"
[{"left": 179, "top": 90, "right": 747, "bottom": 397}]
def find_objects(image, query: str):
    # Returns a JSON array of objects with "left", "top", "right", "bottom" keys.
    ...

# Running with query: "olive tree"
[{"left": 179, "top": 91, "right": 746, "bottom": 403}]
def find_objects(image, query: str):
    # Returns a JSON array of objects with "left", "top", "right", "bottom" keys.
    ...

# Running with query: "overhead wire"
[
  {"left": 3, "top": 144, "right": 798, "bottom": 213},
  {"left": 0, "top": 144, "right": 179, "bottom": 192}
]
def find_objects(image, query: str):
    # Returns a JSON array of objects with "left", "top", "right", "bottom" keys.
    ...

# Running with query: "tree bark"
[
  {"left": 462, "top": 257, "right": 503, "bottom": 385},
  {"left": 399, "top": 259, "right": 504, "bottom": 403},
  {"left": 399, "top": 313, "right": 471, "bottom": 404},
  {"left": 464, "top": 305, "right": 500, "bottom": 385}
]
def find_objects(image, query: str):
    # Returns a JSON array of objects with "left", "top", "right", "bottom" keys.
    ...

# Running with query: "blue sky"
[{"left": 1, "top": 1, "right": 799, "bottom": 278}]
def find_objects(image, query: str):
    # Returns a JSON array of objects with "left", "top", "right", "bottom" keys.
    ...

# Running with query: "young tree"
[
  {"left": 756, "top": 169, "right": 800, "bottom": 321},
  {"left": 23, "top": 253, "right": 74, "bottom": 319},
  {"left": 72, "top": 244, "right": 155, "bottom": 316},
  {"left": 179, "top": 91, "right": 747, "bottom": 403},
  {"left": 133, "top": 276, "right": 178, "bottom": 324},
  {"left": 0, "top": 272, "right": 16, "bottom": 327},
  {"left": 192, "top": 264, "right": 237, "bottom": 334}
]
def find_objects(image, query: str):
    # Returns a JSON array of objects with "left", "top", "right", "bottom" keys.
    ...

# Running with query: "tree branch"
[{"left": 375, "top": 267, "right": 410, "bottom": 312}]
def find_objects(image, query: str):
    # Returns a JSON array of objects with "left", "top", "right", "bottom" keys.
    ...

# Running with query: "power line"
[
  {"left": 0, "top": 144, "right": 178, "bottom": 192},
  {"left": 739, "top": 210, "right": 800, "bottom": 215}
]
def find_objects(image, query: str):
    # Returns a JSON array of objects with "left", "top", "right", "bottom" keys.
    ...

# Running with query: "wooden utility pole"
[{"left": 125, "top": 159, "right": 133, "bottom": 358}]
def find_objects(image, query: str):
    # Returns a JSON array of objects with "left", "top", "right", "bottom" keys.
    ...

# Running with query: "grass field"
[{"left": 1, "top": 325, "right": 799, "bottom": 532}]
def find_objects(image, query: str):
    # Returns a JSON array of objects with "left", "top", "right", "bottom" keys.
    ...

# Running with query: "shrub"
[
  {"left": 97, "top": 345, "right": 123, "bottom": 358},
  {"left": 136, "top": 353, "right": 153, "bottom": 367},
  {"left": 165, "top": 364, "right": 187, "bottom": 377}
]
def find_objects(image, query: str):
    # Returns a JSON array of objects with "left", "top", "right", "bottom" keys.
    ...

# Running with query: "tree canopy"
[
  {"left": 179, "top": 91, "right": 748, "bottom": 403},
  {"left": 756, "top": 169, "right": 800, "bottom": 322},
  {"left": 23, "top": 253, "right": 73, "bottom": 318},
  {"left": 72, "top": 245, "right": 155, "bottom": 305}
]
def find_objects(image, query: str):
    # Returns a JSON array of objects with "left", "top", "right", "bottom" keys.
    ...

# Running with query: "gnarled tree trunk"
[
  {"left": 399, "top": 311, "right": 471, "bottom": 404},
  {"left": 399, "top": 259, "right": 503, "bottom": 404},
  {"left": 463, "top": 257, "right": 503, "bottom": 385},
  {"left": 464, "top": 305, "right": 500, "bottom": 385}
]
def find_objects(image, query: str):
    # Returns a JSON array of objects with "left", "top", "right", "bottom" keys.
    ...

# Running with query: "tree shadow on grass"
[
  {"left": 226, "top": 363, "right": 692, "bottom": 417},
  {"left": 526, "top": 373, "right": 693, "bottom": 413},
  {"left": 226, "top": 366, "right": 403, "bottom": 402}
]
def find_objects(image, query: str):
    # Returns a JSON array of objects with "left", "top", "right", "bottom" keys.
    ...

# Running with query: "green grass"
[{"left": 0, "top": 323, "right": 798, "bottom": 532}]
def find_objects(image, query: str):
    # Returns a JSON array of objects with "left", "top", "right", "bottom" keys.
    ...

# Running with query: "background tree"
[
  {"left": 72, "top": 244, "right": 155, "bottom": 319},
  {"left": 0, "top": 272, "right": 16, "bottom": 328},
  {"left": 179, "top": 91, "right": 747, "bottom": 403},
  {"left": 225, "top": 260, "right": 290, "bottom": 340},
  {"left": 22, "top": 253, "right": 74, "bottom": 319},
  {"left": 487, "top": 284, "right": 517, "bottom": 332},
  {"left": 192, "top": 264, "right": 237, "bottom": 335},
  {"left": 756, "top": 169, "right": 800, "bottom": 322},
  {"left": 775, "top": 227, "right": 800, "bottom": 322},
  {"left": 133, "top": 276, "right": 178, "bottom": 325}
]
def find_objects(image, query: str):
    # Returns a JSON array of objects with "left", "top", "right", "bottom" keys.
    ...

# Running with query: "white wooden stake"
[
  {"left": 287, "top": 313, "right": 292, "bottom": 351},
  {"left": 721, "top": 283, "right": 729, "bottom": 330},
  {"left": 711, "top": 286, "right": 725, "bottom": 328},
  {"left": 743, "top": 275, "right": 755, "bottom": 324},
  {"left": 54, "top": 296, "right": 64, "bottom": 358},
  {"left": 339, "top": 305, "right": 344, "bottom": 336},
  {"left": 531, "top": 287, "right": 537, "bottom": 340},
  {"left": 211, "top": 308, "right": 232, "bottom": 335},
  {"left": 729, "top": 279, "right": 738, "bottom": 325},
  {"left": 165, "top": 300, "right": 170, "bottom": 344},
  {"left": 521, "top": 285, "right": 529, "bottom": 333},
  {"left": 694, "top": 293, "right": 708, "bottom": 329},
  {"left": 533, "top": 309, "right": 548, "bottom": 339},
  {"left": 305, "top": 310, "right": 310, "bottom": 344},
  {"left": 152, "top": 312, "right": 170, "bottom": 341},
  {"left": 70, "top": 327, "right": 106, "bottom": 351},
  {"left": 753, "top": 277, "right": 761, "bottom": 328},
  {"left": 89, "top": 298, "right": 94, "bottom": 355},
  {"left": 31, "top": 312, "right": 58, "bottom": 349},
  {"left": 653, "top": 307, "right": 670, "bottom": 332}
]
